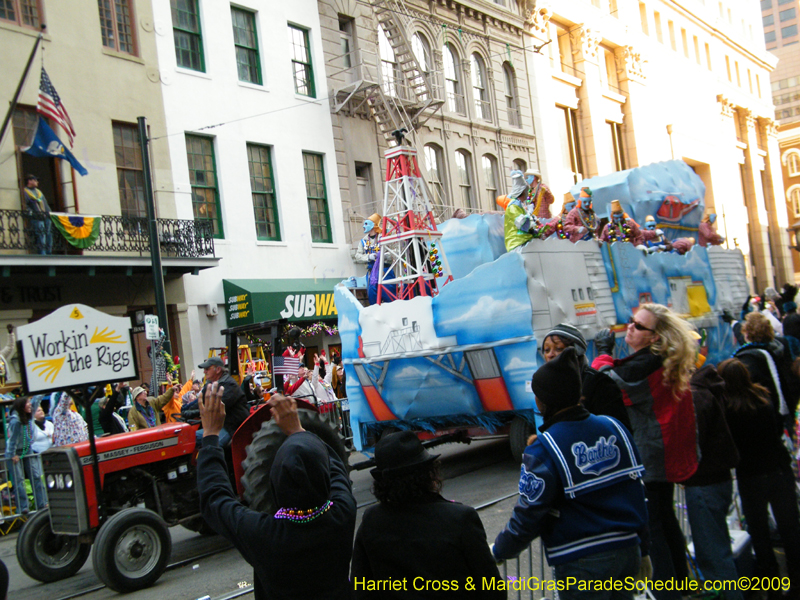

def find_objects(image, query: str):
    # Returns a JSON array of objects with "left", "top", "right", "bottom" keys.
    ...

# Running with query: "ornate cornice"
[
  {"left": 614, "top": 46, "right": 646, "bottom": 84},
  {"left": 716, "top": 94, "right": 735, "bottom": 117},
  {"left": 570, "top": 26, "right": 601, "bottom": 63},
  {"left": 523, "top": 1, "right": 552, "bottom": 40}
]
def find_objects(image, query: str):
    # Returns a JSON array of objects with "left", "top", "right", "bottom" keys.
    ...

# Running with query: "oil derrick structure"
[{"left": 376, "top": 130, "right": 453, "bottom": 303}]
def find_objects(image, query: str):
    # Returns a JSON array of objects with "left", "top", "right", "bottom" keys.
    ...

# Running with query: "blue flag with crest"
[{"left": 23, "top": 117, "right": 88, "bottom": 176}]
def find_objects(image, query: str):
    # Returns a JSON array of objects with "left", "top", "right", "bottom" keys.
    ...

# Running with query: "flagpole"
[
  {"left": 137, "top": 117, "right": 171, "bottom": 356},
  {"left": 0, "top": 26, "right": 45, "bottom": 150}
]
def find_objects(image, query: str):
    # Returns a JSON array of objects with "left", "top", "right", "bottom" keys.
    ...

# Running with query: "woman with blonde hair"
[
  {"left": 734, "top": 311, "right": 800, "bottom": 431},
  {"left": 593, "top": 303, "right": 699, "bottom": 599}
]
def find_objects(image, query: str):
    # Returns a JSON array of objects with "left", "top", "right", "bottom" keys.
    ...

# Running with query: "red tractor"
[{"left": 16, "top": 399, "right": 346, "bottom": 592}]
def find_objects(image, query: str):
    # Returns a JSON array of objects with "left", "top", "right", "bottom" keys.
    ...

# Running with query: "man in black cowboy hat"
[{"left": 351, "top": 431, "right": 503, "bottom": 598}]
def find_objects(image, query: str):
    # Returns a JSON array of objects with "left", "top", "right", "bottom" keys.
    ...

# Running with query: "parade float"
[{"left": 335, "top": 149, "right": 750, "bottom": 456}]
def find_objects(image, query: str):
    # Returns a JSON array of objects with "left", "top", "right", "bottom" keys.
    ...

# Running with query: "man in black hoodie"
[{"left": 197, "top": 385, "right": 356, "bottom": 599}]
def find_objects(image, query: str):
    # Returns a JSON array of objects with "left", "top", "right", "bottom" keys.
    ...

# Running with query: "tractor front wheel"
[
  {"left": 16, "top": 509, "right": 91, "bottom": 582},
  {"left": 92, "top": 508, "right": 172, "bottom": 593}
]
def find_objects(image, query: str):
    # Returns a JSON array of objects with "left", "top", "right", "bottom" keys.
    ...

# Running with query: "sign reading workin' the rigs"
[{"left": 18, "top": 304, "right": 138, "bottom": 393}]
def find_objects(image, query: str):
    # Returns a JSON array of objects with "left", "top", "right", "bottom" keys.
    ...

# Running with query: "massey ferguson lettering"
[{"left": 79, "top": 438, "right": 179, "bottom": 465}]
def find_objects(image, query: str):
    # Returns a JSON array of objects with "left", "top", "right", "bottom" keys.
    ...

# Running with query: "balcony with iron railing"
[{"left": 0, "top": 210, "right": 217, "bottom": 275}]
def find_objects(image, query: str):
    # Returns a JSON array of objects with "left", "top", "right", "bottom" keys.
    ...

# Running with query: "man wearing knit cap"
[
  {"left": 541, "top": 323, "right": 631, "bottom": 431},
  {"left": 493, "top": 348, "right": 650, "bottom": 599},
  {"left": 198, "top": 386, "right": 356, "bottom": 599}
]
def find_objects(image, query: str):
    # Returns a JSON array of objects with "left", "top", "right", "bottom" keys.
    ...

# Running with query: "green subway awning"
[{"left": 223, "top": 279, "right": 339, "bottom": 327}]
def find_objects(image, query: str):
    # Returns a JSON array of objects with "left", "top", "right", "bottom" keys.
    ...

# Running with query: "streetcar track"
[{"left": 51, "top": 543, "right": 234, "bottom": 600}]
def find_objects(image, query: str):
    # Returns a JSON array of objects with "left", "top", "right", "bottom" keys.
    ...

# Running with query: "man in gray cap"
[{"left": 195, "top": 356, "right": 248, "bottom": 446}]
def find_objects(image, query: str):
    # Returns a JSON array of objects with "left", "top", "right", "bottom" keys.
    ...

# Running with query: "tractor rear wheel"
[
  {"left": 241, "top": 411, "right": 348, "bottom": 515},
  {"left": 16, "top": 509, "right": 91, "bottom": 582},
  {"left": 92, "top": 508, "right": 171, "bottom": 593}
]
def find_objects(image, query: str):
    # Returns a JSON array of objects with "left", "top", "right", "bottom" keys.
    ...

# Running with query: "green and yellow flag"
[{"left": 49, "top": 212, "right": 101, "bottom": 249}]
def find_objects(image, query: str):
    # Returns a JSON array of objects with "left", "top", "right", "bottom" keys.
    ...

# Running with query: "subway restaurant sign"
[
  {"left": 18, "top": 304, "right": 138, "bottom": 393},
  {"left": 223, "top": 279, "right": 339, "bottom": 327}
]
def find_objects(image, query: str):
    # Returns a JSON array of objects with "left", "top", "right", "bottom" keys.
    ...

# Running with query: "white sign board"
[
  {"left": 18, "top": 304, "right": 138, "bottom": 393},
  {"left": 144, "top": 314, "right": 159, "bottom": 340}
]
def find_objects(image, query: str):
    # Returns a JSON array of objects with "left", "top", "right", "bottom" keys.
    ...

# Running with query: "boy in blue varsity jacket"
[{"left": 493, "top": 347, "right": 651, "bottom": 599}]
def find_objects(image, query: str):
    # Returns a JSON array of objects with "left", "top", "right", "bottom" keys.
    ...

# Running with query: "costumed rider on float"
[
  {"left": 502, "top": 169, "right": 545, "bottom": 252},
  {"left": 642, "top": 215, "right": 669, "bottom": 253},
  {"left": 354, "top": 213, "right": 382, "bottom": 276},
  {"left": 354, "top": 213, "right": 394, "bottom": 305},
  {"left": 698, "top": 209, "right": 725, "bottom": 247},
  {"left": 561, "top": 187, "right": 598, "bottom": 243},
  {"left": 601, "top": 200, "right": 648, "bottom": 246},
  {"left": 524, "top": 168, "right": 555, "bottom": 220}
]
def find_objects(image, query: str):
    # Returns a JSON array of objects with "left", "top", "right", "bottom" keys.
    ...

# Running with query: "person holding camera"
[{"left": 99, "top": 383, "right": 130, "bottom": 435}]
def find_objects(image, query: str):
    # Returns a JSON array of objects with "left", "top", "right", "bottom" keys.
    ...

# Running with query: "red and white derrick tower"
[{"left": 377, "top": 134, "right": 453, "bottom": 304}]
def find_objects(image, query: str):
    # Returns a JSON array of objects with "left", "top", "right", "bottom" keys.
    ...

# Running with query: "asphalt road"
[{"left": 5, "top": 437, "right": 547, "bottom": 600}]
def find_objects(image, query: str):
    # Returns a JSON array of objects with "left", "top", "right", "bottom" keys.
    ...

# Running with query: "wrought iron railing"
[{"left": 0, "top": 210, "right": 215, "bottom": 258}]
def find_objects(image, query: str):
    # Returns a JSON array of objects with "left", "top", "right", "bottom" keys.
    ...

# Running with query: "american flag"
[
  {"left": 272, "top": 355, "right": 302, "bottom": 376},
  {"left": 38, "top": 68, "right": 76, "bottom": 147}
]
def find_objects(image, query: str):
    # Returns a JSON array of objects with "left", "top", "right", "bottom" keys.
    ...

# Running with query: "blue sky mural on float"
[{"left": 439, "top": 213, "right": 505, "bottom": 279}]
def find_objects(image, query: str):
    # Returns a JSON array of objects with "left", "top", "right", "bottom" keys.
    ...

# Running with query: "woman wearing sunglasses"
[{"left": 593, "top": 304, "right": 699, "bottom": 600}]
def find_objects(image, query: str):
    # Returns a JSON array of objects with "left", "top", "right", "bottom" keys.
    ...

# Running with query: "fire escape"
[{"left": 329, "top": 0, "right": 444, "bottom": 145}]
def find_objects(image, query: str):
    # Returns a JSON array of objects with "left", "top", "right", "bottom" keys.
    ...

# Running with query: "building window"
[
  {"left": 172, "top": 0, "right": 204, "bottom": 71},
  {"left": 791, "top": 188, "right": 800, "bottom": 217},
  {"left": 338, "top": 16, "right": 354, "bottom": 70},
  {"left": 693, "top": 35, "right": 700, "bottom": 65},
  {"left": 681, "top": 28, "right": 689, "bottom": 58},
  {"left": 654, "top": 12, "right": 663, "bottom": 43},
  {"left": 471, "top": 54, "right": 491, "bottom": 122},
  {"left": 231, "top": 7, "right": 261, "bottom": 84},
  {"left": 354, "top": 163, "right": 376, "bottom": 215},
  {"left": 443, "top": 44, "right": 465, "bottom": 115},
  {"left": 423, "top": 144, "right": 447, "bottom": 212},
  {"left": 513, "top": 158, "right": 527, "bottom": 173},
  {"left": 639, "top": 3, "right": 648, "bottom": 34},
  {"left": 757, "top": 73, "right": 762, "bottom": 98},
  {"left": 668, "top": 20, "right": 676, "bottom": 51},
  {"left": 788, "top": 153, "right": 800, "bottom": 176},
  {"left": 0, "top": 0, "right": 42, "bottom": 28},
  {"left": 764, "top": 14, "right": 775, "bottom": 26},
  {"left": 185, "top": 134, "right": 223, "bottom": 238},
  {"left": 302, "top": 152, "right": 331, "bottom": 243},
  {"left": 762, "top": 0, "right": 772, "bottom": 8},
  {"left": 608, "top": 122, "right": 626, "bottom": 172},
  {"left": 503, "top": 63, "right": 521, "bottom": 128},
  {"left": 247, "top": 144, "right": 280, "bottom": 241},
  {"left": 602, "top": 47, "right": 619, "bottom": 92},
  {"left": 705, "top": 43, "right": 712, "bottom": 70},
  {"left": 455, "top": 150, "right": 474, "bottom": 210},
  {"left": 412, "top": 33, "right": 432, "bottom": 75},
  {"left": 13, "top": 105, "right": 66, "bottom": 211},
  {"left": 782, "top": 24, "right": 798, "bottom": 38},
  {"left": 98, "top": 0, "right": 137, "bottom": 55},
  {"left": 378, "top": 26, "right": 399, "bottom": 97},
  {"left": 411, "top": 32, "right": 432, "bottom": 101},
  {"left": 556, "top": 106, "right": 583, "bottom": 184},
  {"left": 779, "top": 0, "right": 793, "bottom": 5},
  {"left": 725, "top": 56, "right": 732, "bottom": 81},
  {"left": 482, "top": 154, "right": 498, "bottom": 209},
  {"left": 289, "top": 25, "right": 315, "bottom": 97},
  {"left": 113, "top": 123, "right": 146, "bottom": 219},
  {"left": 765, "top": 30, "right": 777, "bottom": 43},
  {"left": 554, "top": 23, "right": 575, "bottom": 76}
]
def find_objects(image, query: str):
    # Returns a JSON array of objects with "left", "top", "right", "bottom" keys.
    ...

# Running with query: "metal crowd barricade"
[
  {"left": 0, "top": 452, "right": 47, "bottom": 533},
  {"left": 319, "top": 397, "right": 353, "bottom": 447},
  {"left": 500, "top": 539, "right": 550, "bottom": 600}
]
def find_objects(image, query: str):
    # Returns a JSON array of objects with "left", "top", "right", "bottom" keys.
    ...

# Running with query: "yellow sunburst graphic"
[
  {"left": 90, "top": 327, "right": 125, "bottom": 344},
  {"left": 69, "top": 307, "right": 84, "bottom": 319},
  {"left": 30, "top": 357, "right": 66, "bottom": 383}
]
